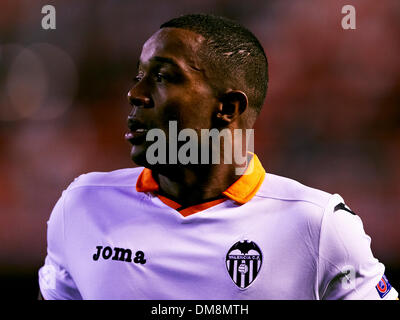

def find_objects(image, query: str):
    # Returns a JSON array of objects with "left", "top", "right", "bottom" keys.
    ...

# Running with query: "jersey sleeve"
[
  {"left": 38, "top": 190, "right": 83, "bottom": 300},
  {"left": 318, "top": 194, "right": 398, "bottom": 300}
]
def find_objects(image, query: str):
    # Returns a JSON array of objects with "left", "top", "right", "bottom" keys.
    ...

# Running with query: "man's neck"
[{"left": 154, "top": 163, "right": 240, "bottom": 207}]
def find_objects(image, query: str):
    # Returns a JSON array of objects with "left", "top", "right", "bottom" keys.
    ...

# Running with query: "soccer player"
[{"left": 38, "top": 14, "right": 398, "bottom": 300}]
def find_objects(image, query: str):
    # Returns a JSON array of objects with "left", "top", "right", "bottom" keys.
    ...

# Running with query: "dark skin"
[
  {"left": 126, "top": 27, "right": 252, "bottom": 207},
  {"left": 38, "top": 28, "right": 251, "bottom": 299}
]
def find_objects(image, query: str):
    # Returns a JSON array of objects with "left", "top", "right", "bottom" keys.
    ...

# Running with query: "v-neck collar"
[{"left": 136, "top": 154, "right": 265, "bottom": 217}]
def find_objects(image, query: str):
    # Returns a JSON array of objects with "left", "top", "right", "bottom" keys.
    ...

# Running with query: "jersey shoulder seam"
[
  {"left": 253, "top": 193, "right": 327, "bottom": 210},
  {"left": 66, "top": 167, "right": 143, "bottom": 191},
  {"left": 67, "top": 184, "right": 136, "bottom": 191}
]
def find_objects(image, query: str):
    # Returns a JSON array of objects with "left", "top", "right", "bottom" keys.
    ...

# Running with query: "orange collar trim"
[
  {"left": 136, "top": 154, "right": 265, "bottom": 205},
  {"left": 222, "top": 154, "right": 266, "bottom": 204},
  {"left": 136, "top": 168, "right": 159, "bottom": 193}
]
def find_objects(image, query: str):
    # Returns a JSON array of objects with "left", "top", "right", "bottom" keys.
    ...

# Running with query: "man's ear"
[{"left": 215, "top": 90, "right": 248, "bottom": 124}]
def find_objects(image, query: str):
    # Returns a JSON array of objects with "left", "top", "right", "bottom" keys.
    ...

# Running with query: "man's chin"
[
  {"left": 130, "top": 146, "right": 174, "bottom": 174},
  {"left": 130, "top": 145, "right": 149, "bottom": 167}
]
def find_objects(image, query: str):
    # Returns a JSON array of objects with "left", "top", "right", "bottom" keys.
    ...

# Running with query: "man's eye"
[
  {"left": 133, "top": 72, "right": 144, "bottom": 83},
  {"left": 156, "top": 73, "right": 166, "bottom": 82}
]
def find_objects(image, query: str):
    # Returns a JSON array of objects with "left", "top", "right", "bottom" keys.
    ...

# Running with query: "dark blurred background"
[{"left": 0, "top": 0, "right": 399, "bottom": 300}]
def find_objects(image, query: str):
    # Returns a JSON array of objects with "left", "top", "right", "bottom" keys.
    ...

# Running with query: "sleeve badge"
[{"left": 376, "top": 274, "right": 392, "bottom": 298}]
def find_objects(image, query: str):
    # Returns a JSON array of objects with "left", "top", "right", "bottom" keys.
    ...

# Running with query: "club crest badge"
[{"left": 226, "top": 240, "right": 263, "bottom": 289}]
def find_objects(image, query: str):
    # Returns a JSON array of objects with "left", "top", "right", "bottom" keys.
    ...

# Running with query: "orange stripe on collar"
[
  {"left": 222, "top": 154, "right": 265, "bottom": 204},
  {"left": 157, "top": 194, "right": 181, "bottom": 210},
  {"left": 136, "top": 168, "right": 159, "bottom": 193},
  {"left": 135, "top": 153, "right": 265, "bottom": 205},
  {"left": 178, "top": 198, "right": 227, "bottom": 217}
]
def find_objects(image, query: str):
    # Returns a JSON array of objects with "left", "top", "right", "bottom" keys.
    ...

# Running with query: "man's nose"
[{"left": 127, "top": 89, "right": 153, "bottom": 109}]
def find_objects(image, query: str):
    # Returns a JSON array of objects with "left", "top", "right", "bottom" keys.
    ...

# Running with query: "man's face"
[{"left": 126, "top": 27, "right": 219, "bottom": 167}]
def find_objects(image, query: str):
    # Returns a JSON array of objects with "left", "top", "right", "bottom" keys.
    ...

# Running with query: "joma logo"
[{"left": 92, "top": 246, "right": 146, "bottom": 264}]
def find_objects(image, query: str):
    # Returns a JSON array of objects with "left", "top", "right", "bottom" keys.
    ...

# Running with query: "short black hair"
[{"left": 160, "top": 14, "right": 268, "bottom": 115}]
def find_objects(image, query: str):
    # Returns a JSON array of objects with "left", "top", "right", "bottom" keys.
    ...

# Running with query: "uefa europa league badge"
[{"left": 225, "top": 240, "right": 263, "bottom": 289}]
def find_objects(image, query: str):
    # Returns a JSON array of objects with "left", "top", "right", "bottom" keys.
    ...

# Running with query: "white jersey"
[{"left": 38, "top": 158, "right": 398, "bottom": 300}]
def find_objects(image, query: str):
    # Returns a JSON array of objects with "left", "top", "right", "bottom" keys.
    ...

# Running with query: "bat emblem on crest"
[{"left": 225, "top": 240, "right": 263, "bottom": 289}]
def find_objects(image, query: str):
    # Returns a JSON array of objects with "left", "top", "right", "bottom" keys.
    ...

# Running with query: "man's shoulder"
[
  {"left": 256, "top": 172, "right": 333, "bottom": 208},
  {"left": 66, "top": 167, "right": 144, "bottom": 191},
  {"left": 254, "top": 172, "right": 344, "bottom": 241}
]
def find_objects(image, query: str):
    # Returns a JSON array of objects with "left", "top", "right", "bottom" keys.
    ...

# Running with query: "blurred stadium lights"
[{"left": 0, "top": 42, "right": 77, "bottom": 122}]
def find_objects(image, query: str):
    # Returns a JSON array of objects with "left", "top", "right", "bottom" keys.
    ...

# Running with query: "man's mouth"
[{"left": 125, "top": 119, "right": 149, "bottom": 144}]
